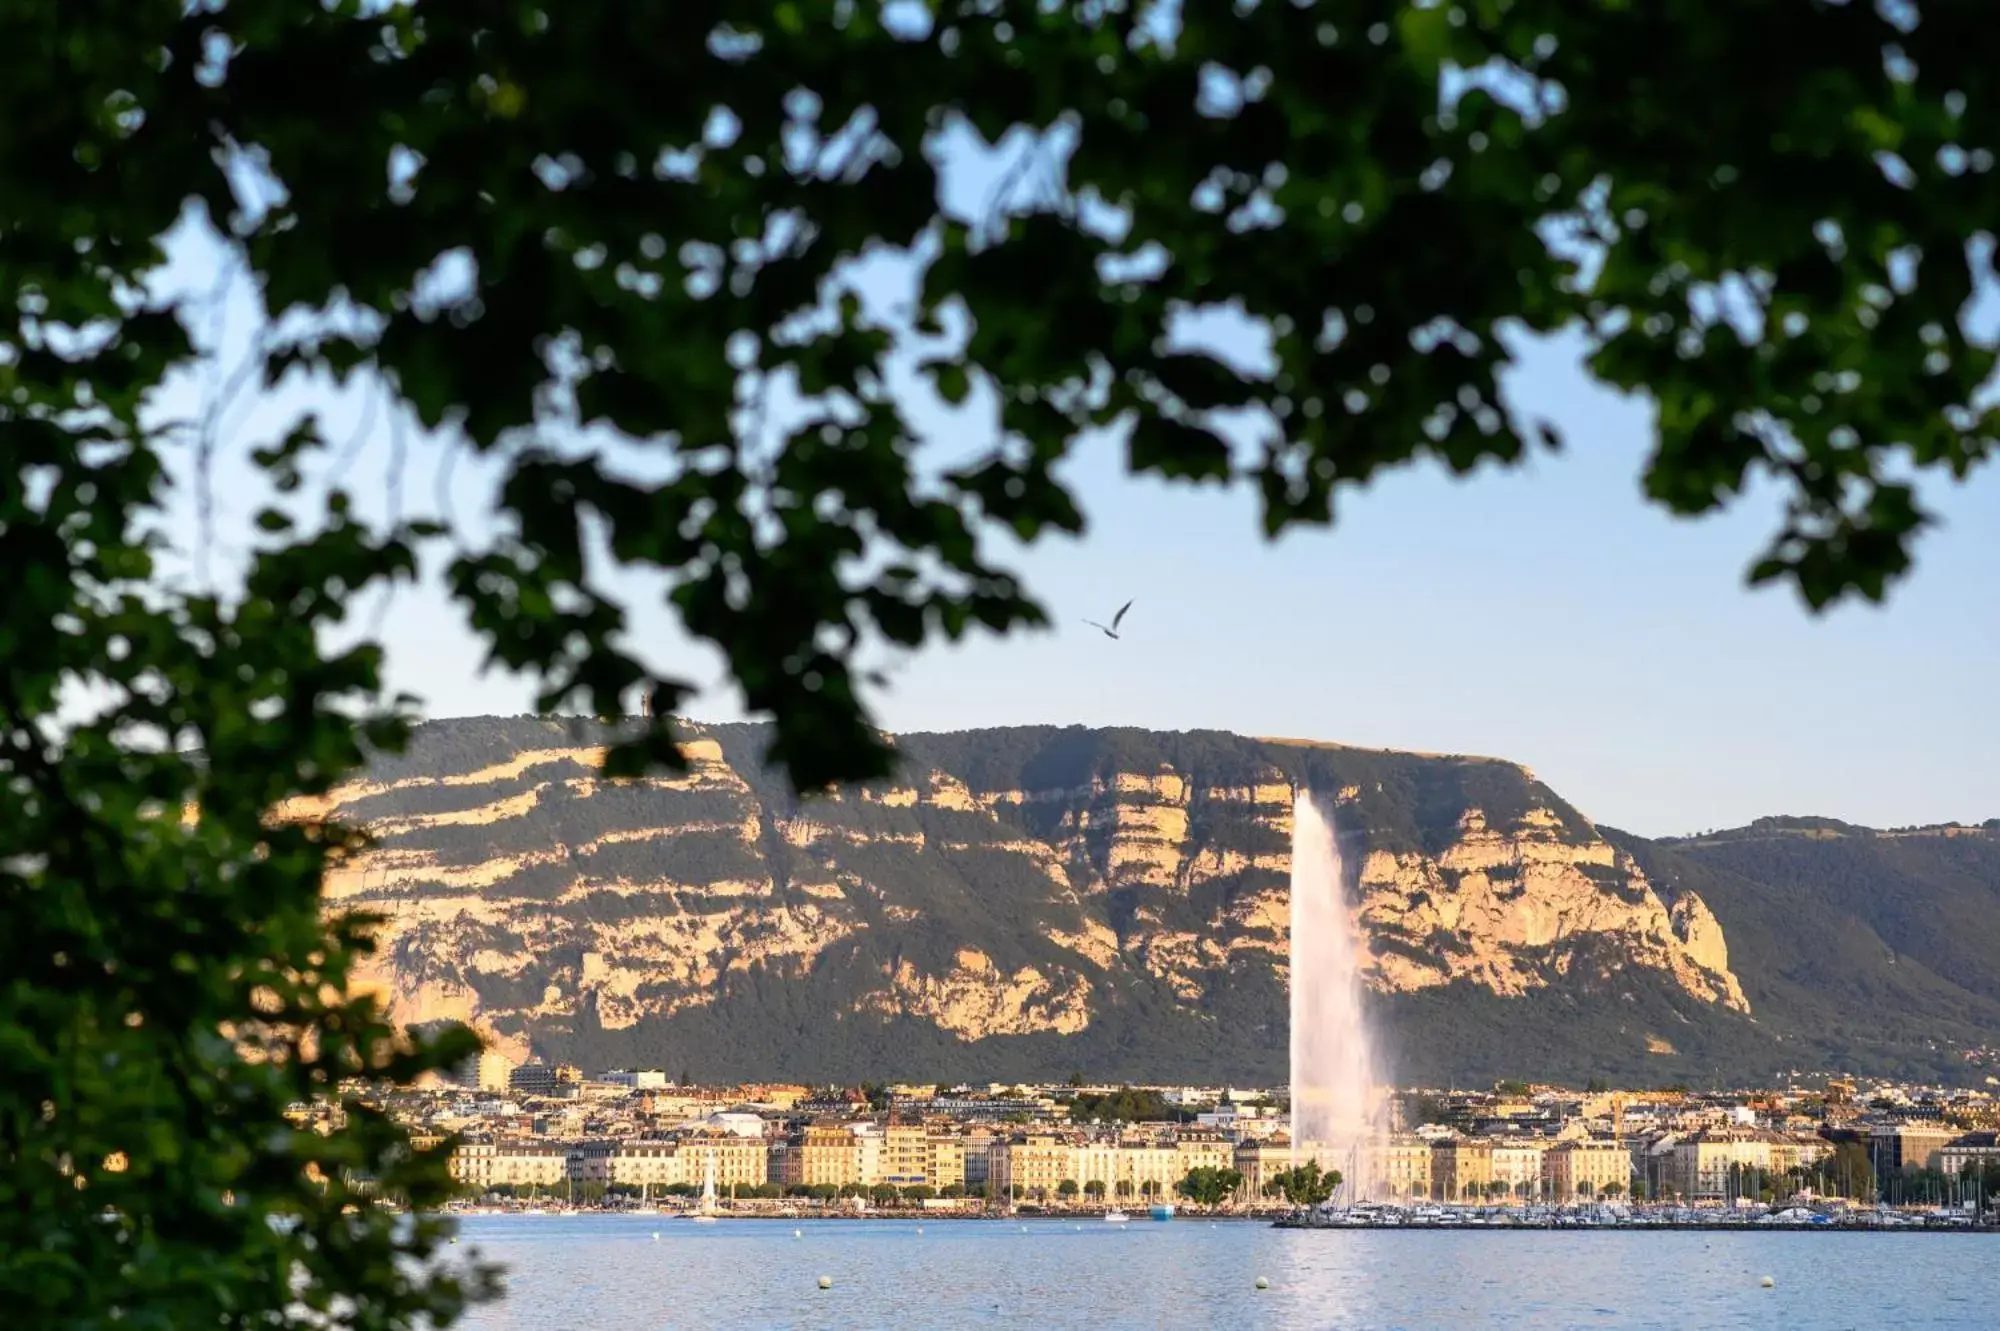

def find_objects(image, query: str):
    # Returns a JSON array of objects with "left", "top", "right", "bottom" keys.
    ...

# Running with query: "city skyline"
[{"left": 366, "top": 1056, "right": 2000, "bottom": 1216}]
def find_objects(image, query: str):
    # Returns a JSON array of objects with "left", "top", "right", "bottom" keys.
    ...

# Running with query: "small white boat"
[{"left": 1102, "top": 1209, "right": 1130, "bottom": 1223}]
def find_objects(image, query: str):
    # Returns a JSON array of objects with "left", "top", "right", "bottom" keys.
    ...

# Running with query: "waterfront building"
[
  {"left": 1489, "top": 1141, "right": 1547, "bottom": 1202},
  {"left": 609, "top": 1140, "right": 687, "bottom": 1189},
  {"left": 1660, "top": 1128, "right": 1792, "bottom": 1201},
  {"left": 679, "top": 1131, "right": 769, "bottom": 1192},
  {"left": 1173, "top": 1132, "right": 1235, "bottom": 1178},
  {"left": 1774, "top": 1132, "right": 1832, "bottom": 1174},
  {"left": 448, "top": 1138, "right": 495, "bottom": 1190},
  {"left": 1431, "top": 1137, "right": 1494, "bottom": 1203},
  {"left": 927, "top": 1134, "right": 968, "bottom": 1192},
  {"left": 879, "top": 1124, "right": 930, "bottom": 1189},
  {"left": 1231, "top": 1136, "right": 1294, "bottom": 1200},
  {"left": 1068, "top": 1138, "right": 1183, "bottom": 1201},
  {"left": 961, "top": 1130, "right": 996, "bottom": 1189},
  {"left": 1367, "top": 1135, "right": 1433, "bottom": 1203},
  {"left": 455, "top": 1140, "right": 569, "bottom": 1191},
  {"left": 1941, "top": 1131, "right": 2000, "bottom": 1177},
  {"left": 774, "top": 1124, "right": 865, "bottom": 1189},
  {"left": 875, "top": 1124, "right": 966, "bottom": 1191},
  {"left": 568, "top": 1139, "right": 685, "bottom": 1190},
  {"left": 1638, "top": 1134, "right": 1681, "bottom": 1200},
  {"left": 1875, "top": 1121, "right": 1959, "bottom": 1176},
  {"left": 989, "top": 1133, "right": 1073, "bottom": 1201},
  {"left": 1543, "top": 1139, "right": 1630, "bottom": 1202}
]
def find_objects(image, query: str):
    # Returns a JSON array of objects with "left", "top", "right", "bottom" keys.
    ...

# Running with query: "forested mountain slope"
[{"left": 301, "top": 719, "right": 1995, "bottom": 1085}]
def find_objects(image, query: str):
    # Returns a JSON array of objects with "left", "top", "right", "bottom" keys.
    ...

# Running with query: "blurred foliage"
[
  {"left": 0, "top": 369, "right": 497, "bottom": 1327},
  {"left": 6, "top": 0, "right": 2000, "bottom": 1322}
]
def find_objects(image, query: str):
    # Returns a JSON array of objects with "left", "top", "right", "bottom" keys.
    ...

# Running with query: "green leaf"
[{"left": 1128, "top": 414, "right": 1233, "bottom": 483}]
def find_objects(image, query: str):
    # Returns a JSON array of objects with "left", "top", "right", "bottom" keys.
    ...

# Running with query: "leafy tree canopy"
[
  {"left": 1176, "top": 1165, "right": 1246, "bottom": 1207},
  {"left": 7, "top": 0, "right": 2000, "bottom": 1325},
  {"left": 12, "top": 0, "right": 1994, "bottom": 786},
  {"left": 1263, "top": 1162, "right": 1342, "bottom": 1206},
  {"left": 1069, "top": 1086, "right": 1185, "bottom": 1122}
]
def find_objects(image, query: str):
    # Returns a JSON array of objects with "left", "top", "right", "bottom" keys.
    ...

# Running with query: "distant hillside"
[
  {"left": 301, "top": 717, "right": 1998, "bottom": 1086},
  {"left": 1617, "top": 820, "right": 2000, "bottom": 1081}
]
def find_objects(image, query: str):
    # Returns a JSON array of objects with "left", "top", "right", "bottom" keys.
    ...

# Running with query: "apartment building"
[
  {"left": 1232, "top": 1138, "right": 1295, "bottom": 1199},
  {"left": 1489, "top": 1141, "right": 1546, "bottom": 1201},
  {"left": 1174, "top": 1132, "right": 1236, "bottom": 1177},
  {"left": 772, "top": 1124, "right": 866, "bottom": 1190},
  {"left": 988, "top": 1134, "right": 1072, "bottom": 1200},
  {"left": 1067, "top": 1138, "right": 1183, "bottom": 1199},
  {"left": 451, "top": 1139, "right": 569, "bottom": 1191},
  {"left": 678, "top": 1132, "right": 769, "bottom": 1191},
  {"left": 1544, "top": 1138, "right": 1631, "bottom": 1201},
  {"left": 1370, "top": 1135, "right": 1434, "bottom": 1202},
  {"left": 879, "top": 1125, "right": 962, "bottom": 1190},
  {"left": 1942, "top": 1131, "right": 2000, "bottom": 1176},
  {"left": 1657, "top": 1128, "right": 1830, "bottom": 1202},
  {"left": 1431, "top": 1138, "right": 1495, "bottom": 1202}
]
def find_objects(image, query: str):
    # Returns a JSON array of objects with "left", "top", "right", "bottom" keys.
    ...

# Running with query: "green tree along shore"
[
  {"left": 6, "top": 1, "right": 1999, "bottom": 1326},
  {"left": 1177, "top": 1167, "right": 1248, "bottom": 1208},
  {"left": 1262, "top": 1163, "right": 1342, "bottom": 1207}
]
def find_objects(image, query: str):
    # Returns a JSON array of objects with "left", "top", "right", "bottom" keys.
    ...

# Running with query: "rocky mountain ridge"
[{"left": 301, "top": 718, "right": 1999, "bottom": 1085}]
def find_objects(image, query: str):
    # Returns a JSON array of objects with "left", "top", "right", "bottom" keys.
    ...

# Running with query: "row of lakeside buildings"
[{"left": 343, "top": 1061, "right": 2000, "bottom": 1206}]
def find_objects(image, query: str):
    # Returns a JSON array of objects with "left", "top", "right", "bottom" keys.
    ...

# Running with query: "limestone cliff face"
[
  {"left": 1350, "top": 806, "right": 1748, "bottom": 1012},
  {"left": 855, "top": 950, "right": 1093, "bottom": 1038},
  {"left": 304, "top": 719, "right": 1753, "bottom": 1075}
]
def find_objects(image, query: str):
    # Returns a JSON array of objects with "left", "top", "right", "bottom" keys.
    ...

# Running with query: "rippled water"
[{"left": 450, "top": 1214, "right": 1993, "bottom": 1329}]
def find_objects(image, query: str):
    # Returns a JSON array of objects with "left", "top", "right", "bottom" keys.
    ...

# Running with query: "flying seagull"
[{"left": 1083, "top": 599, "right": 1134, "bottom": 640}]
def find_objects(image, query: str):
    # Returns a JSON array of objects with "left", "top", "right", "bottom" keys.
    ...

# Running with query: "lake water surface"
[{"left": 452, "top": 1213, "right": 1991, "bottom": 1329}]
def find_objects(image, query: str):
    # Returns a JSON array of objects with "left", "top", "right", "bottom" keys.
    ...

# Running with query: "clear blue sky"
[{"left": 151, "top": 199, "right": 2000, "bottom": 842}]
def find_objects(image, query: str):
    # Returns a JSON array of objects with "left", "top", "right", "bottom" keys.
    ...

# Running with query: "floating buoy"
[
  {"left": 1760, "top": 1276, "right": 1775, "bottom": 1289},
  {"left": 818, "top": 1276, "right": 832, "bottom": 1290},
  {"left": 1255, "top": 1276, "right": 1270, "bottom": 1291},
  {"left": 1019, "top": 1225, "right": 1028, "bottom": 1232},
  {"left": 793, "top": 1229, "right": 802, "bottom": 1239},
  {"left": 449, "top": 1237, "right": 459, "bottom": 1245},
  {"left": 916, "top": 1226, "right": 923, "bottom": 1234},
  {"left": 650, "top": 1232, "right": 660, "bottom": 1241}
]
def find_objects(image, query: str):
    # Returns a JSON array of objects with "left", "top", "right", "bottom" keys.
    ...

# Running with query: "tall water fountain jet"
[{"left": 1289, "top": 790, "right": 1385, "bottom": 1202}]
